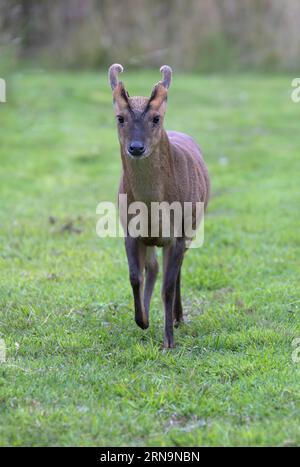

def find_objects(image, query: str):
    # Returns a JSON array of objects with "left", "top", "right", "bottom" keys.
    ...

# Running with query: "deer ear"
[
  {"left": 149, "top": 65, "right": 172, "bottom": 110},
  {"left": 113, "top": 82, "right": 130, "bottom": 111},
  {"left": 149, "top": 83, "right": 168, "bottom": 110}
]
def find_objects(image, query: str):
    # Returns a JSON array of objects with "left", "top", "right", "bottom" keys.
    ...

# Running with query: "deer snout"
[{"left": 128, "top": 141, "right": 145, "bottom": 157}]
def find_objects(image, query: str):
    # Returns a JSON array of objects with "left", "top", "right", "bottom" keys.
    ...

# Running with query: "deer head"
[{"left": 108, "top": 64, "right": 172, "bottom": 158}]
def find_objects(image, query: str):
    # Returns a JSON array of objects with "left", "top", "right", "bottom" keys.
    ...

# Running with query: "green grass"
[{"left": 0, "top": 69, "right": 300, "bottom": 447}]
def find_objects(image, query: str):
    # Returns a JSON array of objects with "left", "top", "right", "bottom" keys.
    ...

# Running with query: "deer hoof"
[
  {"left": 174, "top": 318, "right": 184, "bottom": 328},
  {"left": 163, "top": 338, "right": 175, "bottom": 349},
  {"left": 135, "top": 317, "right": 149, "bottom": 330}
]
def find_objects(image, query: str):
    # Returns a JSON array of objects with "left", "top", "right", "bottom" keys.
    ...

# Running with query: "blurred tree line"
[{"left": 1, "top": 0, "right": 300, "bottom": 71}]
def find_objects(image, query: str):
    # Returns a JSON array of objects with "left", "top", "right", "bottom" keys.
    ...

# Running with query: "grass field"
[{"left": 0, "top": 69, "right": 300, "bottom": 446}]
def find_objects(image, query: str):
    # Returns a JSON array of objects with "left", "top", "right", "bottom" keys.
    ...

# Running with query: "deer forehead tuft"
[{"left": 127, "top": 96, "right": 149, "bottom": 112}]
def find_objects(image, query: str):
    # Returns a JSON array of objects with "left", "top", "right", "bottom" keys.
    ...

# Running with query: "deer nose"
[{"left": 128, "top": 142, "right": 145, "bottom": 156}]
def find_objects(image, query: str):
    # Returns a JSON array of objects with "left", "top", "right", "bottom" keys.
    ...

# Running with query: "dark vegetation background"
[{"left": 1, "top": 0, "right": 300, "bottom": 72}]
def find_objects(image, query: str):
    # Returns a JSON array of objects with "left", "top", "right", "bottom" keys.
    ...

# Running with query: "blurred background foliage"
[{"left": 1, "top": 0, "right": 300, "bottom": 72}]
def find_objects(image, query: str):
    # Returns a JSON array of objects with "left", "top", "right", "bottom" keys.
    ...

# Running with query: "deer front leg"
[
  {"left": 125, "top": 236, "right": 148, "bottom": 329},
  {"left": 162, "top": 239, "right": 185, "bottom": 348},
  {"left": 144, "top": 247, "right": 159, "bottom": 321}
]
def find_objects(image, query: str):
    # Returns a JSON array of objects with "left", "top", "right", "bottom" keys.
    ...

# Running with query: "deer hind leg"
[
  {"left": 144, "top": 247, "right": 159, "bottom": 321},
  {"left": 162, "top": 239, "right": 185, "bottom": 348},
  {"left": 173, "top": 267, "right": 184, "bottom": 327},
  {"left": 125, "top": 236, "right": 148, "bottom": 329}
]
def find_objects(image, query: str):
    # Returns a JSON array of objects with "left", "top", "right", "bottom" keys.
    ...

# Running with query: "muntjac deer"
[{"left": 108, "top": 64, "right": 210, "bottom": 348}]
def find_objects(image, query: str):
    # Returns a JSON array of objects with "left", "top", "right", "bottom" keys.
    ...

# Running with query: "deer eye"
[
  {"left": 152, "top": 115, "right": 160, "bottom": 125},
  {"left": 117, "top": 115, "right": 124, "bottom": 125}
]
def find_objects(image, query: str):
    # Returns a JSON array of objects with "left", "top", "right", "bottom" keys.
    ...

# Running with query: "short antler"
[
  {"left": 159, "top": 65, "right": 172, "bottom": 89},
  {"left": 108, "top": 63, "right": 124, "bottom": 90}
]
